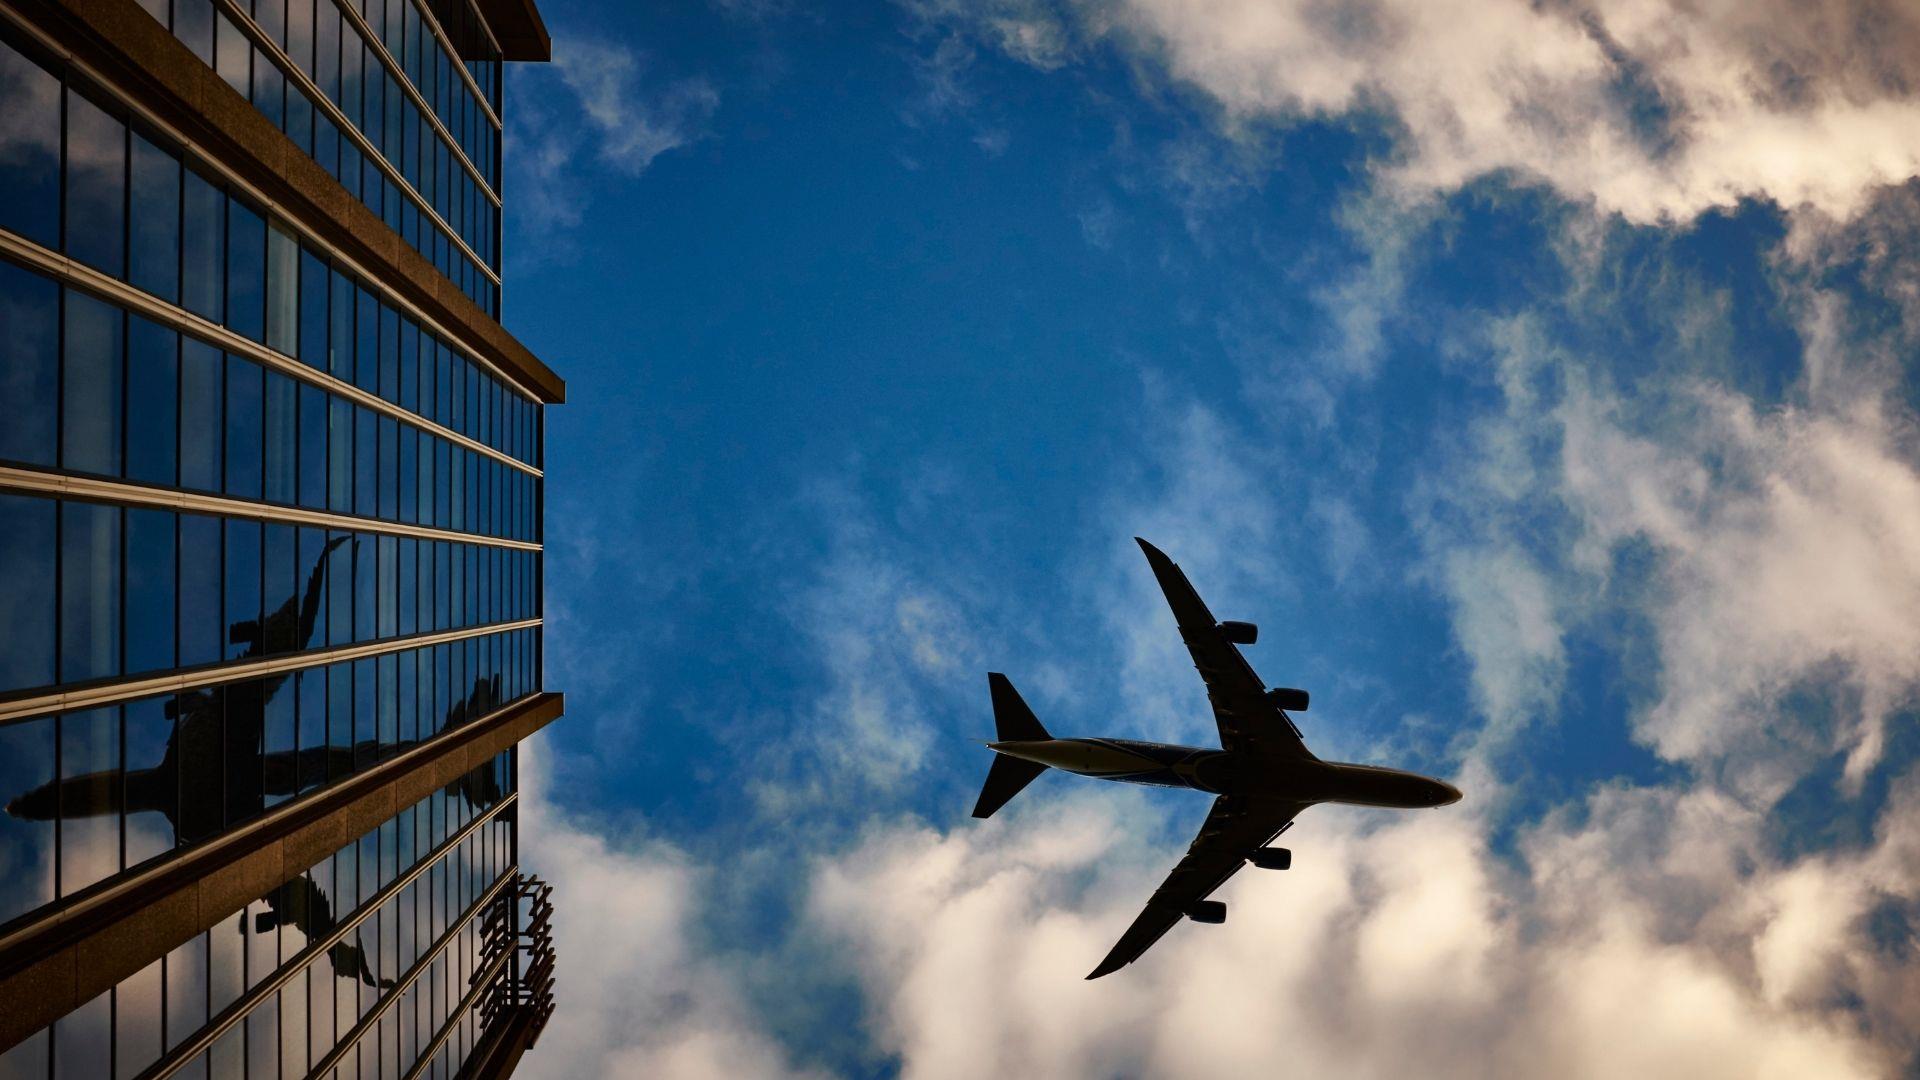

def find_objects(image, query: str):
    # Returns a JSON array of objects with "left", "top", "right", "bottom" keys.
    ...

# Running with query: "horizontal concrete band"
[
  {"left": 0, "top": 228, "right": 541, "bottom": 480},
  {"left": 0, "top": 690, "right": 564, "bottom": 1052},
  {"left": 0, "top": 615, "right": 543, "bottom": 724},
  {"left": 0, "top": 0, "right": 565, "bottom": 403},
  {"left": 0, "top": 465, "right": 545, "bottom": 551}
]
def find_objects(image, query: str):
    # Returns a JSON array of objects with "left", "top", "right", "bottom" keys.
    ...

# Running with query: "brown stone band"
[
  {"left": 0, "top": 690, "right": 565, "bottom": 1051},
  {"left": 3, "top": 0, "right": 566, "bottom": 403}
]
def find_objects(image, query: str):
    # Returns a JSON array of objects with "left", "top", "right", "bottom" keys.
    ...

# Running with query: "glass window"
[
  {"left": 252, "top": 42, "right": 285, "bottom": 131},
  {"left": 222, "top": 676, "right": 266, "bottom": 827},
  {"left": 126, "top": 315, "right": 178, "bottom": 487},
  {"left": 356, "top": 286, "right": 379, "bottom": 393},
  {"left": 355, "top": 404, "right": 377, "bottom": 518},
  {"left": 378, "top": 535, "right": 398, "bottom": 638},
  {"left": 354, "top": 656, "right": 375, "bottom": 769},
  {"left": 179, "top": 339, "right": 223, "bottom": 491},
  {"left": 299, "top": 247, "right": 328, "bottom": 369},
  {"left": 129, "top": 131, "right": 182, "bottom": 303},
  {"left": 287, "top": 0, "right": 314, "bottom": 73},
  {"left": 122, "top": 693, "right": 177, "bottom": 867},
  {"left": 60, "top": 501, "right": 121, "bottom": 683},
  {"left": 224, "top": 353, "right": 264, "bottom": 499},
  {"left": 115, "top": 955, "right": 166, "bottom": 1079},
  {"left": 327, "top": 530, "right": 353, "bottom": 646},
  {"left": 0, "top": 37, "right": 59, "bottom": 248},
  {"left": 227, "top": 198, "right": 266, "bottom": 341},
  {"left": 297, "top": 666, "right": 325, "bottom": 795},
  {"left": 125, "top": 508, "right": 176, "bottom": 674},
  {"left": 182, "top": 167, "right": 225, "bottom": 322},
  {"left": 0, "top": 260, "right": 59, "bottom": 466},
  {"left": 297, "top": 526, "right": 331, "bottom": 652},
  {"left": 354, "top": 532, "right": 376, "bottom": 643},
  {"left": 299, "top": 382, "right": 327, "bottom": 509},
  {"left": 263, "top": 522, "right": 296, "bottom": 655},
  {"left": 328, "top": 395, "right": 352, "bottom": 513},
  {"left": 215, "top": 11, "right": 250, "bottom": 97},
  {"left": 327, "top": 662, "right": 351, "bottom": 781},
  {"left": 64, "top": 89, "right": 126, "bottom": 278},
  {"left": 267, "top": 221, "right": 299, "bottom": 355},
  {"left": 166, "top": 933, "right": 209, "bottom": 1053},
  {"left": 58, "top": 706, "right": 120, "bottom": 898},
  {"left": 399, "top": 427, "right": 417, "bottom": 524},
  {"left": 177, "top": 512, "right": 222, "bottom": 667},
  {"left": 226, "top": 519, "right": 262, "bottom": 661},
  {"left": 329, "top": 268, "right": 354, "bottom": 380},
  {"left": 0, "top": 714, "right": 56, "bottom": 925},
  {"left": 61, "top": 289, "right": 124, "bottom": 477},
  {"left": 53, "top": 986, "right": 111, "bottom": 1079},
  {"left": 379, "top": 415, "right": 398, "bottom": 519},
  {"left": 265, "top": 369, "right": 297, "bottom": 504}
]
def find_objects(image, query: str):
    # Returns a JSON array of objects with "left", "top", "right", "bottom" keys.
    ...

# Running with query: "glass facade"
[{"left": 0, "top": 0, "right": 555, "bottom": 1072}]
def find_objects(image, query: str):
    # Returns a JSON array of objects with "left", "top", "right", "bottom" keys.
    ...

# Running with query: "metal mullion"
[
  {"left": 396, "top": 870, "right": 512, "bottom": 1080},
  {"left": 0, "top": 616, "right": 543, "bottom": 725},
  {"left": 0, "top": 226, "right": 538, "bottom": 477},
  {"left": 394, "top": 0, "right": 499, "bottom": 133},
  {"left": 0, "top": 1, "right": 544, "bottom": 404},
  {"left": 212, "top": 0, "right": 502, "bottom": 289},
  {"left": 138, "top": 798, "right": 518, "bottom": 1080}
]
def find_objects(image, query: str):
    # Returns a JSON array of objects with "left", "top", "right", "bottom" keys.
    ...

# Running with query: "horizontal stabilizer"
[
  {"left": 972, "top": 754, "right": 1047, "bottom": 819},
  {"left": 987, "top": 672, "right": 1050, "bottom": 742}
]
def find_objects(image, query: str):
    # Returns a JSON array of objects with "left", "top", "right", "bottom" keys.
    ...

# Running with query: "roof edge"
[{"left": 476, "top": 0, "right": 550, "bottom": 62}]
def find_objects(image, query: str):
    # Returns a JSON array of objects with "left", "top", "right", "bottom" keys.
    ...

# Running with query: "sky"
[{"left": 496, "top": 2, "right": 1920, "bottom": 1076}]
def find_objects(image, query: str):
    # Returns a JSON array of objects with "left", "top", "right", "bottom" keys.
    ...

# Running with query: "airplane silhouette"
[
  {"left": 973, "top": 538, "right": 1462, "bottom": 979},
  {"left": 245, "top": 873, "right": 394, "bottom": 989}
]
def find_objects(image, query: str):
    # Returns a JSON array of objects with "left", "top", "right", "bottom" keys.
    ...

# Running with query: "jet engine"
[
  {"left": 1218, "top": 621, "right": 1258, "bottom": 645},
  {"left": 1249, "top": 847, "right": 1291, "bottom": 870},
  {"left": 1267, "top": 687, "right": 1309, "bottom": 712},
  {"left": 1186, "top": 900, "right": 1227, "bottom": 924}
]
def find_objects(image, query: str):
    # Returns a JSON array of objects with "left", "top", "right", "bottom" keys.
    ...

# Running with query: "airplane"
[{"left": 972, "top": 537, "right": 1461, "bottom": 980}]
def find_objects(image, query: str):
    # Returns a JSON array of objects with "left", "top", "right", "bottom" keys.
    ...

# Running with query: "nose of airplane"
[{"left": 1434, "top": 779, "right": 1463, "bottom": 806}]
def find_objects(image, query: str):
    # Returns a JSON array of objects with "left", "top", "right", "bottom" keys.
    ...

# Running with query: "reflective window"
[
  {"left": 0, "top": 260, "right": 58, "bottom": 466},
  {"left": 129, "top": 131, "right": 182, "bottom": 303},
  {"left": 177, "top": 512, "right": 222, "bottom": 668},
  {"left": 122, "top": 694, "right": 177, "bottom": 867},
  {"left": 64, "top": 89, "right": 126, "bottom": 278},
  {"left": 225, "top": 519, "right": 262, "bottom": 662},
  {"left": 60, "top": 502, "right": 121, "bottom": 684},
  {"left": 126, "top": 508, "right": 177, "bottom": 674},
  {"left": 61, "top": 290, "right": 124, "bottom": 477},
  {"left": 298, "top": 382, "right": 328, "bottom": 509},
  {"left": 226, "top": 198, "right": 266, "bottom": 342},
  {"left": 0, "top": 35, "right": 60, "bottom": 248},
  {"left": 126, "top": 315, "right": 179, "bottom": 487},
  {"left": 179, "top": 338, "right": 223, "bottom": 491},
  {"left": 58, "top": 706, "right": 120, "bottom": 897},
  {"left": 0, "top": 715, "right": 56, "bottom": 926},
  {"left": 181, "top": 167, "right": 225, "bottom": 322},
  {"left": 265, "top": 369, "right": 297, "bottom": 504},
  {"left": 267, "top": 221, "right": 299, "bottom": 355},
  {"left": 224, "top": 352, "right": 264, "bottom": 499}
]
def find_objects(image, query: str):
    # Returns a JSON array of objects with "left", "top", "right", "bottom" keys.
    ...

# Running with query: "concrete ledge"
[{"left": 0, "top": 691, "right": 564, "bottom": 1050}]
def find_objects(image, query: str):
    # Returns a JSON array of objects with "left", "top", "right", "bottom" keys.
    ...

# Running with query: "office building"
[{"left": 0, "top": 0, "right": 564, "bottom": 1074}]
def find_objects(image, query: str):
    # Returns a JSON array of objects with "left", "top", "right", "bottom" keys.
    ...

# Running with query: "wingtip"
[{"left": 1085, "top": 961, "right": 1122, "bottom": 980}]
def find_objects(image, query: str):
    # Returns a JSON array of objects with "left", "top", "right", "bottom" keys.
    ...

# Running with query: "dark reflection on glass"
[
  {"left": 353, "top": 532, "right": 376, "bottom": 644},
  {"left": 129, "top": 131, "right": 182, "bottom": 304},
  {"left": 179, "top": 339, "right": 223, "bottom": 492},
  {"left": 126, "top": 315, "right": 179, "bottom": 487},
  {"left": 53, "top": 985, "right": 111, "bottom": 1079},
  {"left": 57, "top": 706, "right": 119, "bottom": 898},
  {"left": 224, "top": 354, "right": 263, "bottom": 499},
  {"left": 181, "top": 167, "right": 225, "bottom": 323},
  {"left": 122, "top": 694, "right": 176, "bottom": 867},
  {"left": 264, "top": 524, "right": 296, "bottom": 655},
  {"left": 224, "top": 519, "right": 262, "bottom": 663},
  {"left": 298, "top": 382, "right": 326, "bottom": 510},
  {"left": 227, "top": 198, "right": 266, "bottom": 342},
  {"left": 0, "top": 494, "right": 56, "bottom": 692},
  {"left": 124, "top": 503, "right": 175, "bottom": 672},
  {"left": 265, "top": 370, "right": 296, "bottom": 504},
  {"left": 0, "top": 36, "right": 59, "bottom": 249},
  {"left": 177, "top": 512, "right": 221, "bottom": 668},
  {"left": 60, "top": 501, "right": 121, "bottom": 684},
  {"left": 328, "top": 530, "right": 354, "bottom": 647},
  {"left": 0, "top": 716, "right": 56, "bottom": 926},
  {"left": 62, "top": 289, "right": 124, "bottom": 477},
  {"left": 64, "top": 89, "right": 125, "bottom": 278},
  {"left": 0, "top": 260, "right": 58, "bottom": 467}
]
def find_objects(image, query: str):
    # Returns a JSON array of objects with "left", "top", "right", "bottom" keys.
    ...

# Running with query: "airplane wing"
[
  {"left": 1135, "top": 537, "right": 1312, "bottom": 759},
  {"left": 1087, "top": 795, "right": 1307, "bottom": 979}
]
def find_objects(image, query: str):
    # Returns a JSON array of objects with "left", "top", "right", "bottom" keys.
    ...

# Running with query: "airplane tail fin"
[
  {"left": 987, "top": 672, "right": 1050, "bottom": 741},
  {"left": 973, "top": 754, "right": 1047, "bottom": 819}
]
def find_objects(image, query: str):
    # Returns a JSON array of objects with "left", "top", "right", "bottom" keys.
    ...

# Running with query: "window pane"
[
  {"left": 0, "top": 260, "right": 58, "bottom": 466},
  {"left": 125, "top": 507, "right": 176, "bottom": 674},
  {"left": 225, "top": 353, "right": 264, "bottom": 499},
  {"left": 0, "top": 715, "right": 56, "bottom": 925},
  {"left": 297, "top": 665, "right": 324, "bottom": 794},
  {"left": 223, "top": 677, "right": 266, "bottom": 826},
  {"left": 57, "top": 706, "right": 120, "bottom": 897},
  {"left": 225, "top": 518, "right": 262, "bottom": 660},
  {"left": 329, "top": 395, "right": 353, "bottom": 512},
  {"left": 52, "top": 986, "right": 111, "bottom": 1080},
  {"left": 354, "top": 404, "right": 376, "bottom": 517},
  {"left": 129, "top": 131, "right": 182, "bottom": 302},
  {"left": 0, "top": 38, "right": 59, "bottom": 248},
  {"left": 329, "top": 269, "right": 354, "bottom": 380},
  {"left": 182, "top": 168, "right": 225, "bottom": 321},
  {"left": 267, "top": 221, "right": 299, "bottom": 355},
  {"left": 61, "top": 289, "right": 124, "bottom": 477},
  {"left": 265, "top": 369, "right": 297, "bottom": 504},
  {"left": 355, "top": 286, "right": 378, "bottom": 392},
  {"left": 60, "top": 501, "right": 121, "bottom": 683},
  {"left": 263, "top": 522, "right": 296, "bottom": 656},
  {"left": 64, "top": 90, "right": 126, "bottom": 277},
  {"left": 122, "top": 693, "right": 176, "bottom": 866},
  {"left": 354, "top": 532, "right": 375, "bottom": 643},
  {"left": 126, "top": 315, "right": 178, "bottom": 487},
  {"left": 299, "top": 382, "right": 327, "bottom": 509},
  {"left": 215, "top": 11, "right": 249, "bottom": 97},
  {"left": 327, "top": 530, "right": 353, "bottom": 647},
  {"left": 299, "top": 247, "right": 328, "bottom": 369},
  {"left": 179, "top": 339, "right": 223, "bottom": 491},
  {"left": 115, "top": 955, "right": 165, "bottom": 1080},
  {"left": 227, "top": 198, "right": 266, "bottom": 341},
  {"left": 175, "top": 0, "right": 214, "bottom": 64},
  {"left": 177, "top": 513, "right": 221, "bottom": 667}
]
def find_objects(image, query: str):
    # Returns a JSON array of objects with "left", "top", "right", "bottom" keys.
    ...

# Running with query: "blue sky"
[{"left": 497, "top": 2, "right": 1920, "bottom": 1076}]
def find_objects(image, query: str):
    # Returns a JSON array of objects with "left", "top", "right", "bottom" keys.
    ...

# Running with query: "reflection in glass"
[
  {"left": 224, "top": 520, "right": 261, "bottom": 663},
  {"left": 0, "top": 495, "right": 56, "bottom": 692},
  {"left": 267, "top": 223, "right": 299, "bottom": 356},
  {"left": 52, "top": 986, "right": 111, "bottom": 1079},
  {"left": 0, "top": 717, "right": 56, "bottom": 927},
  {"left": 60, "top": 501, "right": 121, "bottom": 683},
  {"left": 0, "top": 260, "right": 58, "bottom": 466},
  {"left": 61, "top": 289, "right": 124, "bottom": 477},
  {"left": 227, "top": 198, "right": 266, "bottom": 341},
  {"left": 177, "top": 513, "right": 221, "bottom": 668},
  {"left": 129, "top": 131, "right": 182, "bottom": 303},
  {"left": 115, "top": 955, "right": 165, "bottom": 1080},
  {"left": 64, "top": 89, "right": 125, "bottom": 278},
  {"left": 0, "top": 36, "right": 59, "bottom": 248},
  {"left": 265, "top": 370, "right": 297, "bottom": 504},
  {"left": 179, "top": 339, "right": 223, "bottom": 492},
  {"left": 181, "top": 167, "right": 225, "bottom": 322},
  {"left": 126, "top": 315, "right": 179, "bottom": 487},
  {"left": 225, "top": 353, "right": 264, "bottom": 499},
  {"left": 125, "top": 508, "right": 176, "bottom": 675},
  {"left": 122, "top": 694, "right": 177, "bottom": 867},
  {"left": 57, "top": 707, "right": 119, "bottom": 897}
]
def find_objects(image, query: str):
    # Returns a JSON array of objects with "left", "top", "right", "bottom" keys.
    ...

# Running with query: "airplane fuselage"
[{"left": 986, "top": 737, "right": 1460, "bottom": 809}]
